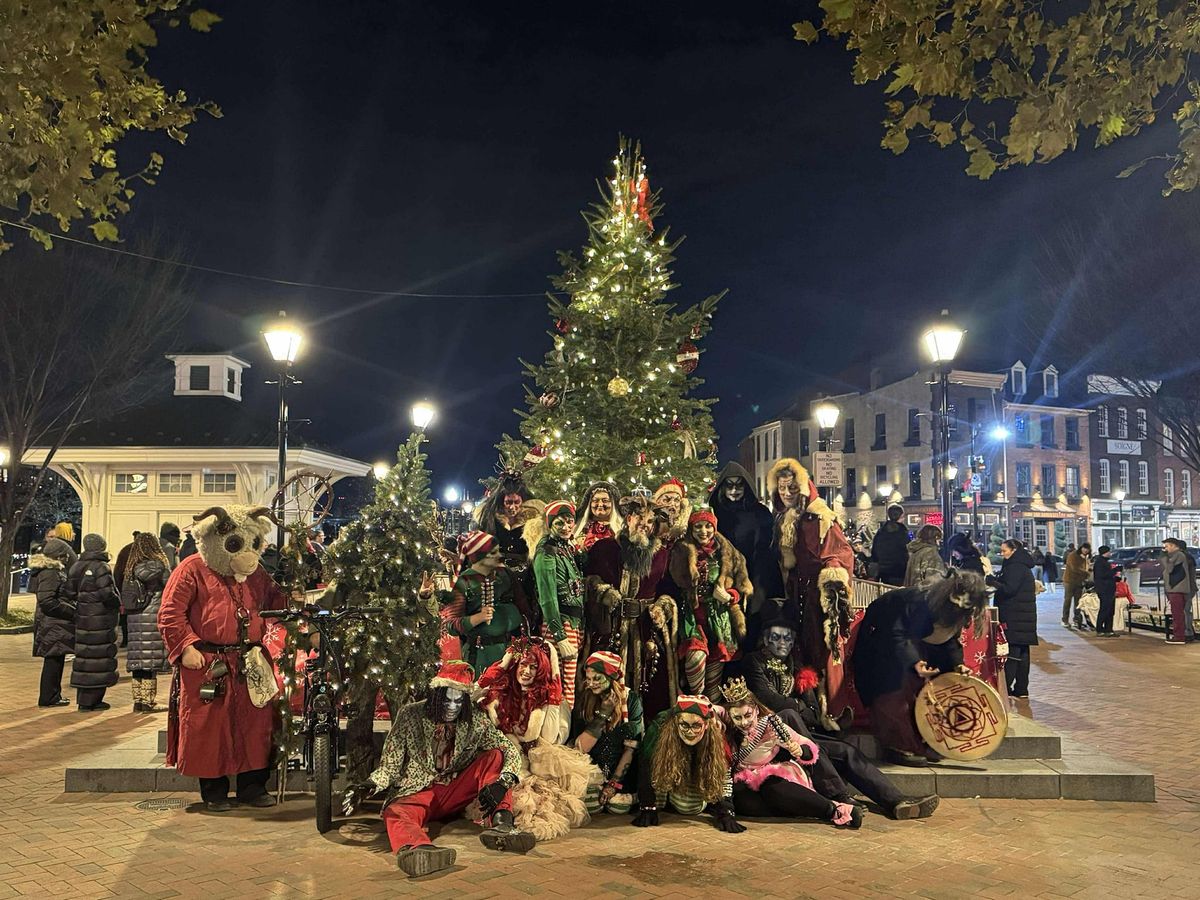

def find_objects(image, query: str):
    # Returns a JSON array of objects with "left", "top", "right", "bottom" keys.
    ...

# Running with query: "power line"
[{"left": 0, "top": 217, "right": 559, "bottom": 299}]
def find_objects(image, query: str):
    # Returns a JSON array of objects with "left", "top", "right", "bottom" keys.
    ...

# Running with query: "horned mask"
[{"left": 192, "top": 504, "right": 276, "bottom": 582}]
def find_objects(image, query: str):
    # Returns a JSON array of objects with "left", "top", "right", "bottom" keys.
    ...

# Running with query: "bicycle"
[{"left": 260, "top": 603, "right": 383, "bottom": 833}]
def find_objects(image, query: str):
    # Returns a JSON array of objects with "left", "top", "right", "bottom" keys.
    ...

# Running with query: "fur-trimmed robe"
[
  {"left": 669, "top": 533, "right": 749, "bottom": 663},
  {"left": 768, "top": 459, "right": 855, "bottom": 724}
]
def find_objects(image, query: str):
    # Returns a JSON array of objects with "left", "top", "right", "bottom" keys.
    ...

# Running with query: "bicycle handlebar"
[{"left": 260, "top": 605, "right": 386, "bottom": 620}]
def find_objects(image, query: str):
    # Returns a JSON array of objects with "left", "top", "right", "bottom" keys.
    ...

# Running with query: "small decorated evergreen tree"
[
  {"left": 988, "top": 521, "right": 1006, "bottom": 565},
  {"left": 498, "top": 137, "right": 724, "bottom": 501}
]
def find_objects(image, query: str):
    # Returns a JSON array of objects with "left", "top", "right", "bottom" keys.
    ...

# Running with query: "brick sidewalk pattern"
[{"left": 1, "top": 589, "right": 1197, "bottom": 899}]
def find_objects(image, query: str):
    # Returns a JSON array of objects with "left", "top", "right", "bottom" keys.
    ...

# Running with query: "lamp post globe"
[
  {"left": 262, "top": 310, "right": 304, "bottom": 526},
  {"left": 814, "top": 401, "right": 840, "bottom": 431},
  {"left": 411, "top": 401, "right": 436, "bottom": 431}
]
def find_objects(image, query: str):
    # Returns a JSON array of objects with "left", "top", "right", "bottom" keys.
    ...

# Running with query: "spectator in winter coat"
[
  {"left": 30, "top": 538, "right": 75, "bottom": 707},
  {"left": 113, "top": 531, "right": 139, "bottom": 647},
  {"left": 1092, "top": 546, "right": 1119, "bottom": 637},
  {"left": 1042, "top": 552, "right": 1059, "bottom": 585},
  {"left": 121, "top": 533, "right": 173, "bottom": 711},
  {"left": 904, "top": 525, "right": 944, "bottom": 588},
  {"left": 1162, "top": 538, "right": 1195, "bottom": 645},
  {"left": 67, "top": 534, "right": 121, "bottom": 711},
  {"left": 1062, "top": 544, "right": 1092, "bottom": 629},
  {"left": 178, "top": 528, "right": 198, "bottom": 561},
  {"left": 871, "top": 505, "right": 909, "bottom": 586},
  {"left": 989, "top": 541, "right": 1039, "bottom": 698},
  {"left": 159, "top": 522, "right": 181, "bottom": 570},
  {"left": 947, "top": 532, "right": 985, "bottom": 575}
]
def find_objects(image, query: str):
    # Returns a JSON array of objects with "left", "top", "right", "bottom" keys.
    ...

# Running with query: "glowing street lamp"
[
  {"left": 444, "top": 486, "right": 461, "bottom": 504},
  {"left": 922, "top": 310, "right": 965, "bottom": 548},
  {"left": 262, "top": 310, "right": 304, "bottom": 524},
  {"left": 411, "top": 401, "right": 436, "bottom": 431},
  {"left": 262, "top": 310, "right": 304, "bottom": 365},
  {"left": 372, "top": 462, "right": 390, "bottom": 479},
  {"left": 921, "top": 309, "right": 965, "bottom": 365},
  {"left": 814, "top": 402, "right": 840, "bottom": 431},
  {"left": 1113, "top": 488, "right": 1127, "bottom": 547}
]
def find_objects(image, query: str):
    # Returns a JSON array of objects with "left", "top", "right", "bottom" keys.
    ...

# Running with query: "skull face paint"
[
  {"left": 763, "top": 625, "right": 795, "bottom": 660},
  {"left": 722, "top": 477, "right": 746, "bottom": 503},
  {"left": 442, "top": 687, "right": 465, "bottom": 722},
  {"left": 676, "top": 711, "right": 707, "bottom": 746},
  {"left": 728, "top": 702, "right": 760, "bottom": 735}
]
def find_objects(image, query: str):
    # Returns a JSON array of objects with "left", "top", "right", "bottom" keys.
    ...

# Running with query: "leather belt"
[
  {"left": 559, "top": 604, "right": 584, "bottom": 618},
  {"left": 475, "top": 633, "right": 510, "bottom": 646},
  {"left": 195, "top": 641, "right": 245, "bottom": 654},
  {"left": 620, "top": 598, "right": 651, "bottom": 619}
]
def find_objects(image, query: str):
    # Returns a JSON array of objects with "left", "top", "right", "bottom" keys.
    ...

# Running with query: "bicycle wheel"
[{"left": 313, "top": 730, "right": 334, "bottom": 834}]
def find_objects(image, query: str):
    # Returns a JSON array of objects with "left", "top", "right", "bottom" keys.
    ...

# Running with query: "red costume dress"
[{"left": 159, "top": 554, "right": 287, "bottom": 778}]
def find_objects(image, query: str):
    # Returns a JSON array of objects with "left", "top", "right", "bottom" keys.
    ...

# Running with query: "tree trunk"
[
  {"left": 344, "top": 679, "right": 380, "bottom": 784},
  {"left": 0, "top": 528, "right": 13, "bottom": 618}
]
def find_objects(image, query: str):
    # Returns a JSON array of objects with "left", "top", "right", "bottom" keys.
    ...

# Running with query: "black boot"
[
  {"left": 479, "top": 808, "right": 536, "bottom": 854},
  {"left": 890, "top": 795, "right": 940, "bottom": 820},
  {"left": 396, "top": 845, "right": 456, "bottom": 877}
]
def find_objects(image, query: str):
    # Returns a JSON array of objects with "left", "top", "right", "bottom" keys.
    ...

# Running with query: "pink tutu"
[{"left": 733, "top": 760, "right": 812, "bottom": 791}]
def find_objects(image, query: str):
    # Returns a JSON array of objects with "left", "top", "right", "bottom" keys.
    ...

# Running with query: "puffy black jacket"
[
  {"left": 871, "top": 521, "right": 909, "bottom": 581},
  {"left": 67, "top": 550, "right": 121, "bottom": 689},
  {"left": 1093, "top": 555, "right": 1117, "bottom": 599},
  {"left": 30, "top": 555, "right": 74, "bottom": 658},
  {"left": 122, "top": 558, "right": 171, "bottom": 674},
  {"left": 992, "top": 548, "right": 1039, "bottom": 646}
]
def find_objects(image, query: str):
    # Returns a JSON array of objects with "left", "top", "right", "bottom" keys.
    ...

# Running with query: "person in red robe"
[
  {"left": 159, "top": 505, "right": 287, "bottom": 812},
  {"left": 767, "top": 459, "right": 855, "bottom": 729}
]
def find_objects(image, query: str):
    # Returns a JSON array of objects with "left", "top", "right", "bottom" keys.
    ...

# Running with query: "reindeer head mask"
[{"left": 192, "top": 505, "right": 276, "bottom": 582}]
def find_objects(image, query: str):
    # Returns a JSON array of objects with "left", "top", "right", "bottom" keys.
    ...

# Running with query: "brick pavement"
[{"left": 1, "top": 591, "right": 1198, "bottom": 900}]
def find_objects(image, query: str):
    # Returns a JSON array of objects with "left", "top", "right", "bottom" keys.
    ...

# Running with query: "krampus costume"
[
  {"left": 573, "top": 481, "right": 623, "bottom": 551},
  {"left": 157, "top": 505, "right": 287, "bottom": 811},
  {"left": 743, "top": 606, "right": 938, "bottom": 819},
  {"left": 531, "top": 501, "right": 586, "bottom": 707},
  {"left": 709, "top": 462, "right": 784, "bottom": 623},
  {"left": 364, "top": 661, "right": 535, "bottom": 877},
  {"left": 652, "top": 478, "right": 691, "bottom": 547},
  {"left": 852, "top": 572, "right": 988, "bottom": 766},
  {"left": 571, "top": 650, "right": 642, "bottom": 814},
  {"left": 583, "top": 495, "right": 678, "bottom": 718},
  {"left": 670, "top": 510, "right": 750, "bottom": 698},
  {"left": 633, "top": 695, "right": 744, "bottom": 833},
  {"left": 478, "top": 638, "right": 598, "bottom": 841},
  {"left": 719, "top": 679, "right": 862, "bottom": 828},
  {"left": 769, "top": 458, "right": 855, "bottom": 726}
]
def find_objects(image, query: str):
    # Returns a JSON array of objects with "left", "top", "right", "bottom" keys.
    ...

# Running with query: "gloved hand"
[
  {"left": 476, "top": 777, "right": 513, "bottom": 818},
  {"left": 555, "top": 638, "right": 578, "bottom": 661},
  {"left": 600, "top": 587, "right": 623, "bottom": 609},
  {"left": 341, "top": 781, "right": 379, "bottom": 816},
  {"left": 632, "top": 808, "right": 660, "bottom": 828},
  {"left": 713, "top": 808, "right": 746, "bottom": 833}
]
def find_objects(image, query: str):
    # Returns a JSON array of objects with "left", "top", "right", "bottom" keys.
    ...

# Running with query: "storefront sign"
[{"left": 1106, "top": 439, "right": 1142, "bottom": 455}]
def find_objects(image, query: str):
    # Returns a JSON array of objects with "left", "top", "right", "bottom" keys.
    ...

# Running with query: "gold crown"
[{"left": 719, "top": 677, "right": 752, "bottom": 706}]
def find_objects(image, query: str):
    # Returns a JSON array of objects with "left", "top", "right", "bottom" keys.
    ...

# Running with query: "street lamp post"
[
  {"left": 1113, "top": 488, "right": 1126, "bottom": 548},
  {"left": 991, "top": 423, "right": 1012, "bottom": 536},
  {"left": 921, "top": 310, "right": 964, "bottom": 550},
  {"left": 262, "top": 311, "right": 304, "bottom": 525},
  {"left": 814, "top": 401, "right": 840, "bottom": 505}
]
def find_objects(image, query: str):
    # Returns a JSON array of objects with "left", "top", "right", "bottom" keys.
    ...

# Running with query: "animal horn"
[
  {"left": 193, "top": 506, "right": 231, "bottom": 525},
  {"left": 245, "top": 506, "right": 280, "bottom": 526}
]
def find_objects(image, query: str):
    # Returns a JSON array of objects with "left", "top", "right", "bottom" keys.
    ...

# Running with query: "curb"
[{"left": 0, "top": 625, "right": 33, "bottom": 635}]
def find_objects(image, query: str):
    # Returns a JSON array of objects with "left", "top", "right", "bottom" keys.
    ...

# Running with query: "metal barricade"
[{"left": 851, "top": 578, "right": 896, "bottom": 611}]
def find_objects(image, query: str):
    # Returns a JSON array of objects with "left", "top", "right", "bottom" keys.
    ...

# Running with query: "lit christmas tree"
[{"left": 498, "top": 138, "right": 724, "bottom": 501}]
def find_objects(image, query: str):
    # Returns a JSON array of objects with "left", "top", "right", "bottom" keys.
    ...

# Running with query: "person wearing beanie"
[
  {"left": 66, "top": 534, "right": 121, "bottom": 710},
  {"left": 347, "top": 661, "right": 534, "bottom": 877},
  {"left": 531, "top": 502, "right": 585, "bottom": 706},
  {"left": 30, "top": 538, "right": 76, "bottom": 707},
  {"left": 571, "top": 649, "right": 642, "bottom": 815},
  {"left": 122, "top": 533, "right": 174, "bottom": 712},
  {"left": 158, "top": 522, "right": 181, "bottom": 570},
  {"left": 652, "top": 478, "right": 691, "bottom": 546}
]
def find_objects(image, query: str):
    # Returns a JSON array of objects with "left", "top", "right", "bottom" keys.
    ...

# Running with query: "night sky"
[{"left": 111, "top": 0, "right": 1200, "bottom": 498}]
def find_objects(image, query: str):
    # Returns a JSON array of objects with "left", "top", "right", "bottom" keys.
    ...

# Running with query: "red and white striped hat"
[
  {"left": 430, "top": 659, "right": 476, "bottom": 693},
  {"left": 674, "top": 694, "right": 714, "bottom": 719}
]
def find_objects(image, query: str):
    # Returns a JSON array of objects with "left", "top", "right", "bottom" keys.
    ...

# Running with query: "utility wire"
[{"left": 0, "top": 217, "right": 559, "bottom": 299}]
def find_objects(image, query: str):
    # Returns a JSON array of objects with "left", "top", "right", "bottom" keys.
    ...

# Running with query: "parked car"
[{"left": 1109, "top": 545, "right": 1200, "bottom": 586}]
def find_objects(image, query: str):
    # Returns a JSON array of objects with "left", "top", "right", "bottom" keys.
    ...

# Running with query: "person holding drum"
[{"left": 850, "top": 571, "right": 989, "bottom": 767}]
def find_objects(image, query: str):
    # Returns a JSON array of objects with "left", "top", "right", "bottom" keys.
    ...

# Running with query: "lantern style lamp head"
[
  {"left": 1113, "top": 488, "right": 1126, "bottom": 502},
  {"left": 922, "top": 309, "right": 964, "bottom": 364},
  {"left": 990, "top": 424, "right": 1011, "bottom": 441},
  {"left": 411, "top": 401, "right": 436, "bottom": 431},
  {"left": 263, "top": 310, "right": 304, "bottom": 365},
  {"left": 946, "top": 461, "right": 959, "bottom": 481},
  {"left": 443, "top": 486, "right": 461, "bottom": 504},
  {"left": 814, "top": 401, "right": 840, "bottom": 430},
  {"left": 877, "top": 483, "right": 892, "bottom": 499},
  {"left": 0, "top": 446, "right": 8, "bottom": 467},
  {"left": 461, "top": 500, "right": 475, "bottom": 514}
]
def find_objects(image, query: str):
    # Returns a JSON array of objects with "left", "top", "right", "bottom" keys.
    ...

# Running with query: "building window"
[
  {"left": 1097, "top": 405, "right": 1109, "bottom": 438},
  {"left": 1065, "top": 417, "right": 1080, "bottom": 451},
  {"left": 1044, "top": 368, "right": 1058, "bottom": 398},
  {"left": 1014, "top": 414, "right": 1031, "bottom": 447},
  {"left": 846, "top": 467, "right": 857, "bottom": 500},
  {"left": 800, "top": 427, "right": 810, "bottom": 457},
  {"left": 1164, "top": 469, "right": 1175, "bottom": 504},
  {"left": 226, "top": 367, "right": 238, "bottom": 394},
  {"left": 1138, "top": 460, "right": 1149, "bottom": 495},
  {"left": 1164, "top": 425, "right": 1174, "bottom": 455},
  {"left": 875, "top": 464, "right": 888, "bottom": 490},
  {"left": 873, "top": 413, "right": 886, "bottom": 450},
  {"left": 189, "top": 365, "right": 210, "bottom": 391},
  {"left": 908, "top": 462, "right": 922, "bottom": 500},
  {"left": 1041, "top": 464, "right": 1057, "bottom": 497},
  {"left": 158, "top": 473, "right": 193, "bottom": 494},
  {"left": 843, "top": 418, "right": 855, "bottom": 453},
  {"left": 1183, "top": 471, "right": 1192, "bottom": 507},
  {"left": 202, "top": 472, "right": 237, "bottom": 494},
  {"left": 1011, "top": 363, "right": 1026, "bottom": 396},
  {"left": 1066, "top": 466, "right": 1080, "bottom": 498},
  {"left": 1099, "top": 459, "right": 1111, "bottom": 494},
  {"left": 1117, "top": 407, "right": 1128, "bottom": 439},
  {"left": 114, "top": 473, "right": 148, "bottom": 494},
  {"left": 1118, "top": 460, "right": 1130, "bottom": 493},
  {"left": 1040, "top": 415, "right": 1056, "bottom": 448},
  {"left": 1016, "top": 463, "right": 1032, "bottom": 498},
  {"left": 1136, "top": 409, "right": 1147, "bottom": 440},
  {"left": 906, "top": 409, "right": 920, "bottom": 445}
]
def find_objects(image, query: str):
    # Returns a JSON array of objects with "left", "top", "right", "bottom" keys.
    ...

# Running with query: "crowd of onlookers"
[{"left": 29, "top": 521, "right": 189, "bottom": 711}]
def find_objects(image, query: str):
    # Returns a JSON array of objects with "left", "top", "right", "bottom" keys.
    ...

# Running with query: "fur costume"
[
  {"left": 669, "top": 531, "right": 750, "bottom": 658},
  {"left": 191, "top": 505, "right": 276, "bottom": 583},
  {"left": 653, "top": 479, "right": 692, "bottom": 543}
]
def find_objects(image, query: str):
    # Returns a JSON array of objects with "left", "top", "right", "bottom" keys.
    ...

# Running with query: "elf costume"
[
  {"left": 442, "top": 531, "right": 529, "bottom": 671},
  {"left": 532, "top": 501, "right": 586, "bottom": 707}
]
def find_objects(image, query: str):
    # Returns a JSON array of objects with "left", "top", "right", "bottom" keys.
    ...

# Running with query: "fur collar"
[
  {"left": 28, "top": 553, "right": 64, "bottom": 571},
  {"left": 780, "top": 496, "right": 837, "bottom": 542},
  {"left": 669, "top": 533, "right": 751, "bottom": 597}
]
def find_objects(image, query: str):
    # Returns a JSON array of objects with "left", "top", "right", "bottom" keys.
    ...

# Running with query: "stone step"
[
  {"left": 876, "top": 738, "right": 1153, "bottom": 802},
  {"left": 843, "top": 713, "right": 1062, "bottom": 761},
  {"left": 156, "top": 720, "right": 390, "bottom": 754},
  {"left": 64, "top": 750, "right": 315, "bottom": 794}
]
